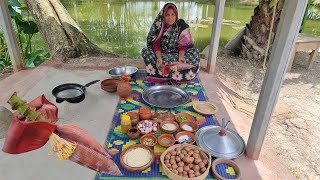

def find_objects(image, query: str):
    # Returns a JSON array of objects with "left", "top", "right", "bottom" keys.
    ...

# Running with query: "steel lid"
[{"left": 196, "top": 120, "right": 245, "bottom": 159}]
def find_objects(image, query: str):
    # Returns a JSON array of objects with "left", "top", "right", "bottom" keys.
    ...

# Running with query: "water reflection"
[
  {"left": 60, "top": 0, "right": 254, "bottom": 58},
  {"left": 60, "top": 1, "right": 318, "bottom": 59}
]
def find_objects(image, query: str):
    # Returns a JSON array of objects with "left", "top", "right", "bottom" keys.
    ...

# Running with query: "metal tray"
[{"left": 142, "top": 85, "right": 189, "bottom": 108}]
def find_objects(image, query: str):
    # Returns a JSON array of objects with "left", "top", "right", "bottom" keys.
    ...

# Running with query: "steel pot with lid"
[{"left": 195, "top": 119, "right": 245, "bottom": 159}]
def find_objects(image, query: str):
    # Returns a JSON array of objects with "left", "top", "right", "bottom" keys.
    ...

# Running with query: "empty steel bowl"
[{"left": 107, "top": 66, "right": 138, "bottom": 79}]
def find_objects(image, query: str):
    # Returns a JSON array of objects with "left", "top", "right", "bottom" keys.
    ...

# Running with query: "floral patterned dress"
[{"left": 141, "top": 3, "right": 200, "bottom": 82}]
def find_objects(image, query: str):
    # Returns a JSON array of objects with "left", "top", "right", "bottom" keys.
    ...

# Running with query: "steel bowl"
[{"left": 107, "top": 66, "right": 138, "bottom": 79}]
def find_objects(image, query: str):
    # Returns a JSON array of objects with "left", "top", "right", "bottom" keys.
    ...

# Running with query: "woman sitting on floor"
[{"left": 141, "top": 3, "right": 200, "bottom": 82}]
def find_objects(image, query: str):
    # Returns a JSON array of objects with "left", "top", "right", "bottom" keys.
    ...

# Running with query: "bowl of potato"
[{"left": 160, "top": 144, "right": 211, "bottom": 180}]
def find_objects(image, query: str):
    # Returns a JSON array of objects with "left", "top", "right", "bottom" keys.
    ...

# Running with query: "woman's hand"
[
  {"left": 178, "top": 56, "right": 186, "bottom": 63},
  {"left": 178, "top": 50, "right": 186, "bottom": 63},
  {"left": 156, "top": 58, "right": 163, "bottom": 68},
  {"left": 155, "top": 51, "right": 163, "bottom": 68}
]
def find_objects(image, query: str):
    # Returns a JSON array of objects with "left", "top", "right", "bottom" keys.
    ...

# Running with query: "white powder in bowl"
[{"left": 182, "top": 124, "right": 193, "bottom": 131}]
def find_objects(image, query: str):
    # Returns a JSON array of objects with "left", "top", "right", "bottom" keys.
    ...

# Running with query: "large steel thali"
[{"left": 142, "top": 85, "right": 189, "bottom": 108}]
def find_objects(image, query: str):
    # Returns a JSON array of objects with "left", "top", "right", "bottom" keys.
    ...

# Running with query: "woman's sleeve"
[
  {"left": 178, "top": 28, "right": 193, "bottom": 52},
  {"left": 177, "top": 19, "right": 193, "bottom": 52},
  {"left": 178, "top": 45, "right": 188, "bottom": 52}
]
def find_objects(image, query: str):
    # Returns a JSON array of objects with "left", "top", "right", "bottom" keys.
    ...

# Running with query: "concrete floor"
[{"left": 0, "top": 58, "right": 294, "bottom": 180}]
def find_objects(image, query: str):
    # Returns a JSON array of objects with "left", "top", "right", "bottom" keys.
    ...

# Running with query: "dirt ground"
[
  {"left": 1, "top": 51, "right": 319, "bottom": 179},
  {"left": 0, "top": 68, "right": 13, "bottom": 81},
  {"left": 214, "top": 51, "right": 320, "bottom": 180}
]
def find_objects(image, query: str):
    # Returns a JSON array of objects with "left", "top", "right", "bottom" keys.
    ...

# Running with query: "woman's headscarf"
[{"left": 146, "top": 3, "right": 192, "bottom": 48}]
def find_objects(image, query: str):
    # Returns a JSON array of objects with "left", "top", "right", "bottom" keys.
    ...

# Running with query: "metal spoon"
[{"left": 170, "top": 137, "right": 192, "bottom": 144}]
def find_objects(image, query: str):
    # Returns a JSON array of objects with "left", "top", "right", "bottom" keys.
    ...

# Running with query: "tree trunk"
[
  {"left": 23, "top": 0, "right": 117, "bottom": 58},
  {"left": 241, "top": 0, "right": 285, "bottom": 62}
]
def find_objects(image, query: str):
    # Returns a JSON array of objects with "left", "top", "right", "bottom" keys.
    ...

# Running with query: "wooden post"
[
  {"left": 246, "top": 0, "right": 308, "bottom": 159},
  {"left": 207, "top": 0, "right": 225, "bottom": 73},
  {"left": 0, "top": 0, "right": 24, "bottom": 72}
]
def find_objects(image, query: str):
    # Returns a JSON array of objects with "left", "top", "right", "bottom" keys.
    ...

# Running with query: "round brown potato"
[
  {"left": 194, "top": 158, "right": 202, "bottom": 164},
  {"left": 181, "top": 150, "right": 187, "bottom": 155},
  {"left": 200, "top": 167, "right": 206, "bottom": 173},
  {"left": 188, "top": 169, "right": 194, "bottom": 175},
  {"left": 189, "top": 174, "right": 196, "bottom": 178},
  {"left": 178, "top": 161, "right": 184, "bottom": 167},
  {"left": 165, "top": 154, "right": 170, "bottom": 160},
  {"left": 198, "top": 162, "right": 205, "bottom": 168},
  {"left": 184, "top": 147, "right": 191, "bottom": 152},
  {"left": 193, "top": 153, "right": 200, "bottom": 159},
  {"left": 193, "top": 165, "right": 200, "bottom": 172},
  {"left": 172, "top": 169, "right": 178, "bottom": 174},
  {"left": 183, "top": 165, "right": 190, "bottom": 171},
  {"left": 172, "top": 164, "right": 178, "bottom": 169},
  {"left": 179, "top": 154, "right": 185, "bottom": 159}
]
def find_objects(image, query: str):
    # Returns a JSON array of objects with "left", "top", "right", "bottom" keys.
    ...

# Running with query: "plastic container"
[{"left": 121, "top": 115, "right": 132, "bottom": 133}]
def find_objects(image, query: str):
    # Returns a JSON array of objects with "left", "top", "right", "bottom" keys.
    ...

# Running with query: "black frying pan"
[{"left": 52, "top": 80, "right": 100, "bottom": 103}]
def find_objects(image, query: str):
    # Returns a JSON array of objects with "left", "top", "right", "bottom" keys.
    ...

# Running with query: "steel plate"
[{"left": 142, "top": 85, "right": 189, "bottom": 108}]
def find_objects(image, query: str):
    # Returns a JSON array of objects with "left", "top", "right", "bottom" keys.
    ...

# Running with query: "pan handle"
[
  {"left": 56, "top": 98, "right": 64, "bottom": 103},
  {"left": 84, "top": 80, "right": 100, "bottom": 87}
]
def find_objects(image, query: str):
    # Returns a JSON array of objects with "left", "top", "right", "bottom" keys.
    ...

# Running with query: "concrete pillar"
[
  {"left": 207, "top": 0, "right": 225, "bottom": 73},
  {"left": 246, "top": 0, "right": 308, "bottom": 159},
  {"left": 0, "top": 0, "right": 24, "bottom": 72}
]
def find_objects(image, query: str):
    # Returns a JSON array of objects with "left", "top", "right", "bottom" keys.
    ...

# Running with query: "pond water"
[{"left": 43, "top": 0, "right": 320, "bottom": 59}]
